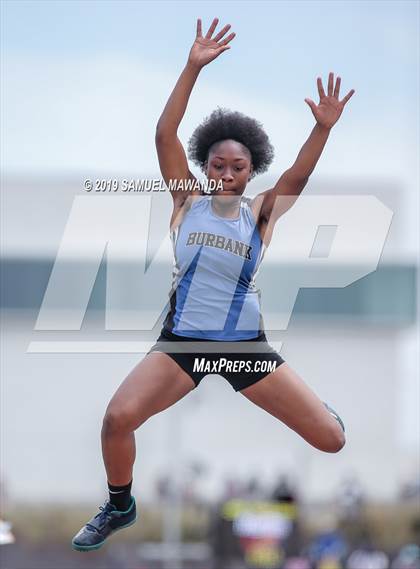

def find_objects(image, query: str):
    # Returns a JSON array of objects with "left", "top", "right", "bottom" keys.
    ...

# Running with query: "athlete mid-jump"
[{"left": 72, "top": 18, "right": 353, "bottom": 552}]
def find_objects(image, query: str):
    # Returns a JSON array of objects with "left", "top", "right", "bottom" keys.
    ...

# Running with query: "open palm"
[
  {"left": 305, "top": 73, "right": 355, "bottom": 129},
  {"left": 188, "top": 18, "right": 236, "bottom": 68}
]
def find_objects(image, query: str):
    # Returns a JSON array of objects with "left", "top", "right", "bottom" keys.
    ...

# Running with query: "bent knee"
[{"left": 102, "top": 406, "right": 135, "bottom": 435}]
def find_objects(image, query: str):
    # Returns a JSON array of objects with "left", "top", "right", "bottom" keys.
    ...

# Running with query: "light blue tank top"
[{"left": 163, "top": 196, "right": 266, "bottom": 340}]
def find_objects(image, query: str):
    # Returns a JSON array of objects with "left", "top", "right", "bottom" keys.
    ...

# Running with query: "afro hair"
[{"left": 187, "top": 108, "right": 274, "bottom": 178}]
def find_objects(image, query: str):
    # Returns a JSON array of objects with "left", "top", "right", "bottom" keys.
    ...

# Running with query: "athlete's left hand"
[{"left": 305, "top": 73, "right": 355, "bottom": 129}]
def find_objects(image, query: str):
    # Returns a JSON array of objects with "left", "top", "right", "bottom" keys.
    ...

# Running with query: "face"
[{"left": 204, "top": 140, "right": 253, "bottom": 203}]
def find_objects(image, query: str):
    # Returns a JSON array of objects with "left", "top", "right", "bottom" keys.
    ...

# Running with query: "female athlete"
[{"left": 72, "top": 18, "right": 354, "bottom": 552}]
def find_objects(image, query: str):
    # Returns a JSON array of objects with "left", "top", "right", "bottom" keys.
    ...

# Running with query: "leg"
[
  {"left": 239, "top": 363, "right": 346, "bottom": 453},
  {"left": 101, "top": 352, "right": 196, "bottom": 485}
]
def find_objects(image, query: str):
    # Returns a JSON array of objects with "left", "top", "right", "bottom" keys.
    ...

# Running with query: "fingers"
[
  {"left": 334, "top": 76, "right": 341, "bottom": 98},
  {"left": 340, "top": 88, "right": 355, "bottom": 105},
  {"left": 304, "top": 98, "right": 317, "bottom": 113},
  {"left": 213, "top": 23, "right": 231, "bottom": 43},
  {"left": 218, "top": 45, "right": 232, "bottom": 55},
  {"left": 196, "top": 18, "right": 202, "bottom": 38},
  {"left": 327, "top": 72, "right": 334, "bottom": 96},
  {"left": 317, "top": 77, "right": 326, "bottom": 99},
  {"left": 317, "top": 73, "right": 354, "bottom": 104},
  {"left": 218, "top": 31, "right": 236, "bottom": 47},
  {"left": 203, "top": 18, "right": 235, "bottom": 46},
  {"left": 205, "top": 17, "right": 219, "bottom": 39}
]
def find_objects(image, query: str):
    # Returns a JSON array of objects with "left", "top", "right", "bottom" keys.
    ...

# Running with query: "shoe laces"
[{"left": 86, "top": 501, "right": 115, "bottom": 532}]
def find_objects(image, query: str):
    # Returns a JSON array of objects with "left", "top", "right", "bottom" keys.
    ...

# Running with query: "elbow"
[
  {"left": 283, "top": 170, "right": 309, "bottom": 194},
  {"left": 298, "top": 176, "right": 309, "bottom": 192},
  {"left": 155, "top": 125, "right": 165, "bottom": 145},
  {"left": 155, "top": 122, "right": 177, "bottom": 145},
  {"left": 285, "top": 168, "right": 309, "bottom": 186}
]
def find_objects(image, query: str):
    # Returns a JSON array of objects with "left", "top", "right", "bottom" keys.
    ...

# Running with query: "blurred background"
[{"left": 1, "top": 1, "right": 419, "bottom": 568}]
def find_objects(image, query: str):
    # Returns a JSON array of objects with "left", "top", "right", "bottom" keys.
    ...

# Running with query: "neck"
[{"left": 211, "top": 195, "right": 241, "bottom": 219}]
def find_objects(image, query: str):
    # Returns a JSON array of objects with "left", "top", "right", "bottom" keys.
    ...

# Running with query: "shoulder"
[
  {"left": 170, "top": 194, "right": 208, "bottom": 231},
  {"left": 249, "top": 189, "right": 278, "bottom": 247},
  {"left": 249, "top": 190, "right": 274, "bottom": 222}
]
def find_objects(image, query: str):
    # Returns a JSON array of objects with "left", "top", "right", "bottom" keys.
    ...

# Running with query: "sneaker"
[
  {"left": 71, "top": 497, "right": 137, "bottom": 552},
  {"left": 323, "top": 402, "right": 345, "bottom": 432}
]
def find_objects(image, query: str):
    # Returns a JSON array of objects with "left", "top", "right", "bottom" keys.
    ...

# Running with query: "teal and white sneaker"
[
  {"left": 324, "top": 402, "right": 346, "bottom": 432},
  {"left": 71, "top": 497, "right": 137, "bottom": 552}
]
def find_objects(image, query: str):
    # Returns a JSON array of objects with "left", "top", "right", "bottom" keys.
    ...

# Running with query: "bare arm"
[
  {"left": 256, "top": 73, "right": 355, "bottom": 228},
  {"left": 155, "top": 18, "right": 235, "bottom": 208},
  {"left": 155, "top": 62, "right": 201, "bottom": 205}
]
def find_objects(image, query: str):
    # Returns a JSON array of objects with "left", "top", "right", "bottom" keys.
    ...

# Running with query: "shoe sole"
[{"left": 71, "top": 516, "right": 137, "bottom": 552}]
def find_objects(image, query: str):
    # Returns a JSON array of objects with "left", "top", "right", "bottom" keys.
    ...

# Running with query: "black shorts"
[{"left": 147, "top": 328, "right": 285, "bottom": 392}]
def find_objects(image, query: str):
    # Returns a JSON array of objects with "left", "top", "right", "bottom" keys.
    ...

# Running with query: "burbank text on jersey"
[{"left": 163, "top": 196, "right": 267, "bottom": 341}]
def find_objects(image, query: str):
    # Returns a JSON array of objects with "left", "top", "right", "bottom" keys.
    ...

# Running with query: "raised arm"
[
  {"left": 255, "top": 73, "right": 355, "bottom": 232},
  {"left": 155, "top": 18, "right": 235, "bottom": 208}
]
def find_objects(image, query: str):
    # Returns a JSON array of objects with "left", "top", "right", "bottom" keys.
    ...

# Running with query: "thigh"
[
  {"left": 239, "top": 362, "right": 341, "bottom": 450},
  {"left": 106, "top": 352, "right": 196, "bottom": 430}
]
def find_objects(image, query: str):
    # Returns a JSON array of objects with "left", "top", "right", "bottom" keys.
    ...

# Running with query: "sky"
[
  {"left": 1, "top": 0, "right": 419, "bottom": 260},
  {"left": 2, "top": 1, "right": 418, "bottom": 169}
]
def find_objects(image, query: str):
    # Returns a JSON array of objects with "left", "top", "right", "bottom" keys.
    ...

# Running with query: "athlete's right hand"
[{"left": 188, "top": 18, "right": 235, "bottom": 69}]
